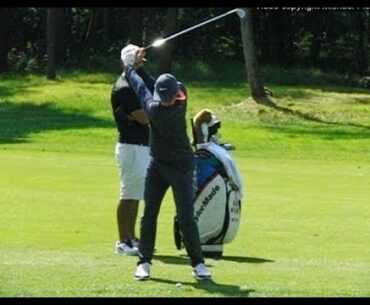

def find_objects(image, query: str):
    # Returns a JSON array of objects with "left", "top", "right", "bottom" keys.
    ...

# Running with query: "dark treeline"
[{"left": 0, "top": 7, "right": 369, "bottom": 76}]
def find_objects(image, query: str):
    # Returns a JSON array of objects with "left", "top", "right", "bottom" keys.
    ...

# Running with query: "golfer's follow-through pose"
[{"left": 122, "top": 47, "right": 211, "bottom": 281}]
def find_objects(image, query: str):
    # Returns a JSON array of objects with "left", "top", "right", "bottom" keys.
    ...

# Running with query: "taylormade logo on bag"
[{"left": 195, "top": 185, "right": 220, "bottom": 222}]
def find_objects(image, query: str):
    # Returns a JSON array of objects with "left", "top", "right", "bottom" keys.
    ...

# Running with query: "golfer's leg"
[
  {"left": 172, "top": 168, "right": 204, "bottom": 267},
  {"left": 138, "top": 161, "right": 168, "bottom": 264}
]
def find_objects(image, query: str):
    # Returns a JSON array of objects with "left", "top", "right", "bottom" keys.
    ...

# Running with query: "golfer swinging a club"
[{"left": 122, "top": 47, "right": 211, "bottom": 281}]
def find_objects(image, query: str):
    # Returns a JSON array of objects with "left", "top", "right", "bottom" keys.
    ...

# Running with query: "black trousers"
[{"left": 138, "top": 157, "right": 204, "bottom": 267}]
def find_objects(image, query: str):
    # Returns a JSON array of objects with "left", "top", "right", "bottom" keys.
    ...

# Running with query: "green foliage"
[{"left": 1, "top": 8, "right": 369, "bottom": 74}]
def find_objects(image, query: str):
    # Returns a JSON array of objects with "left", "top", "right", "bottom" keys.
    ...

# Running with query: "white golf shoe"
[
  {"left": 134, "top": 262, "right": 151, "bottom": 281},
  {"left": 114, "top": 240, "right": 139, "bottom": 256},
  {"left": 192, "top": 263, "right": 211, "bottom": 280}
]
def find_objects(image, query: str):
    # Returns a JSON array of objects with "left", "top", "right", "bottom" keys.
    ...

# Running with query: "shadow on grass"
[
  {"left": 211, "top": 256, "right": 274, "bottom": 264},
  {"left": 0, "top": 101, "right": 113, "bottom": 144},
  {"left": 153, "top": 255, "right": 191, "bottom": 266},
  {"left": 150, "top": 277, "right": 255, "bottom": 297},
  {"left": 263, "top": 100, "right": 370, "bottom": 131},
  {"left": 263, "top": 124, "right": 370, "bottom": 140},
  {"left": 154, "top": 254, "right": 274, "bottom": 265},
  {"left": 352, "top": 96, "right": 370, "bottom": 105}
]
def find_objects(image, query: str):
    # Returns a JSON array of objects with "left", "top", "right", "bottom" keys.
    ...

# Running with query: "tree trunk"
[
  {"left": 309, "top": 12, "right": 327, "bottom": 65},
  {"left": 266, "top": 12, "right": 285, "bottom": 65},
  {"left": 158, "top": 8, "right": 178, "bottom": 74},
  {"left": 356, "top": 11, "right": 369, "bottom": 76},
  {"left": 85, "top": 8, "right": 95, "bottom": 45},
  {"left": 0, "top": 8, "right": 10, "bottom": 71},
  {"left": 129, "top": 8, "right": 143, "bottom": 45},
  {"left": 102, "top": 8, "right": 110, "bottom": 45},
  {"left": 46, "top": 8, "right": 57, "bottom": 80},
  {"left": 240, "top": 8, "right": 270, "bottom": 104},
  {"left": 55, "top": 8, "right": 65, "bottom": 65}
]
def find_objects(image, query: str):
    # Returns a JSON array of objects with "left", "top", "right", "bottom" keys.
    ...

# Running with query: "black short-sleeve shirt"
[{"left": 111, "top": 68, "right": 154, "bottom": 145}]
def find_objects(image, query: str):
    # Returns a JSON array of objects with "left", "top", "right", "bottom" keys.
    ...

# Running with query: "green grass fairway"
[{"left": 0, "top": 71, "right": 369, "bottom": 297}]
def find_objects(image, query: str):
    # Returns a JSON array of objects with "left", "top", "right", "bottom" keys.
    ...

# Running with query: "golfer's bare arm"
[{"left": 129, "top": 109, "right": 149, "bottom": 125}]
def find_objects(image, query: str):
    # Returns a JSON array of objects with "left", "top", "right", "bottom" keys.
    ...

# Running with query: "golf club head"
[
  {"left": 144, "top": 38, "right": 166, "bottom": 51},
  {"left": 235, "top": 8, "right": 246, "bottom": 19}
]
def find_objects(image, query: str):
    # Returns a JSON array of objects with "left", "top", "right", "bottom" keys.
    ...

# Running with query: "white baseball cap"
[{"left": 120, "top": 44, "right": 146, "bottom": 64}]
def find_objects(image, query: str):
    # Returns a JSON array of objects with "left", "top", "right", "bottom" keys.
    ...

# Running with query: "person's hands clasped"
[
  {"left": 134, "top": 47, "right": 146, "bottom": 69},
  {"left": 121, "top": 44, "right": 146, "bottom": 69}
]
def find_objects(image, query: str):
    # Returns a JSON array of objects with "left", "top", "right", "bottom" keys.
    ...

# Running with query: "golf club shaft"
[{"left": 144, "top": 8, "right": 241, "bottom": 51}]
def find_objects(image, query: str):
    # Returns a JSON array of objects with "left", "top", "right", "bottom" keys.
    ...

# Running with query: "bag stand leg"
[{"left": 201, "top": 244, "right": 224, "bottom": 258}]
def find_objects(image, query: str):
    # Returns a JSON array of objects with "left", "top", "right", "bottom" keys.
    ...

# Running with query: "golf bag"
[{"left": 173, "top": 115, "right": 242, "bottom": 258}]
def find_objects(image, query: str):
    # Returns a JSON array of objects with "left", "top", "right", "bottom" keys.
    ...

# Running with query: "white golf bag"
[{"left": 174, "top": 113, "right": 243, "bottom": 258}]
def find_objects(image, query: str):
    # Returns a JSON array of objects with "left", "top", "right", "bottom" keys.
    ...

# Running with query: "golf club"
[{"left": 144, "top": 8, "right": 245, "bottom": 51}]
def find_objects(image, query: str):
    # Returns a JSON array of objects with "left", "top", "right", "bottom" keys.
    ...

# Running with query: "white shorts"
[{"left": 115, "top": 143, "right": 150, "bottom": 200}]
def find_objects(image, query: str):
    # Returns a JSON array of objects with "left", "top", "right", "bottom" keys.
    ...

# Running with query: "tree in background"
[
  {"left": 46, "top": 8, "right": 57, "bottom": 80},
  {"left": 0, "top": 8, "right": 10, "bottom": 71},
  {"left": 0, "top": 8, "right": 368, "bottom": 79},
  {"left": 158, "top": 8, "right": 178, "bottom": 74},
  {"left": 240, "top": 8, "right": 271, "bottom": 104},
  {"left": 355, "top": 10, "right": 369, "bottom": 76},
  {"left": 129, "top": 8, "right": 143, "bottom": 45},
  {"left": 309, "top": 11, "right": 328, "bottom": 65}
]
